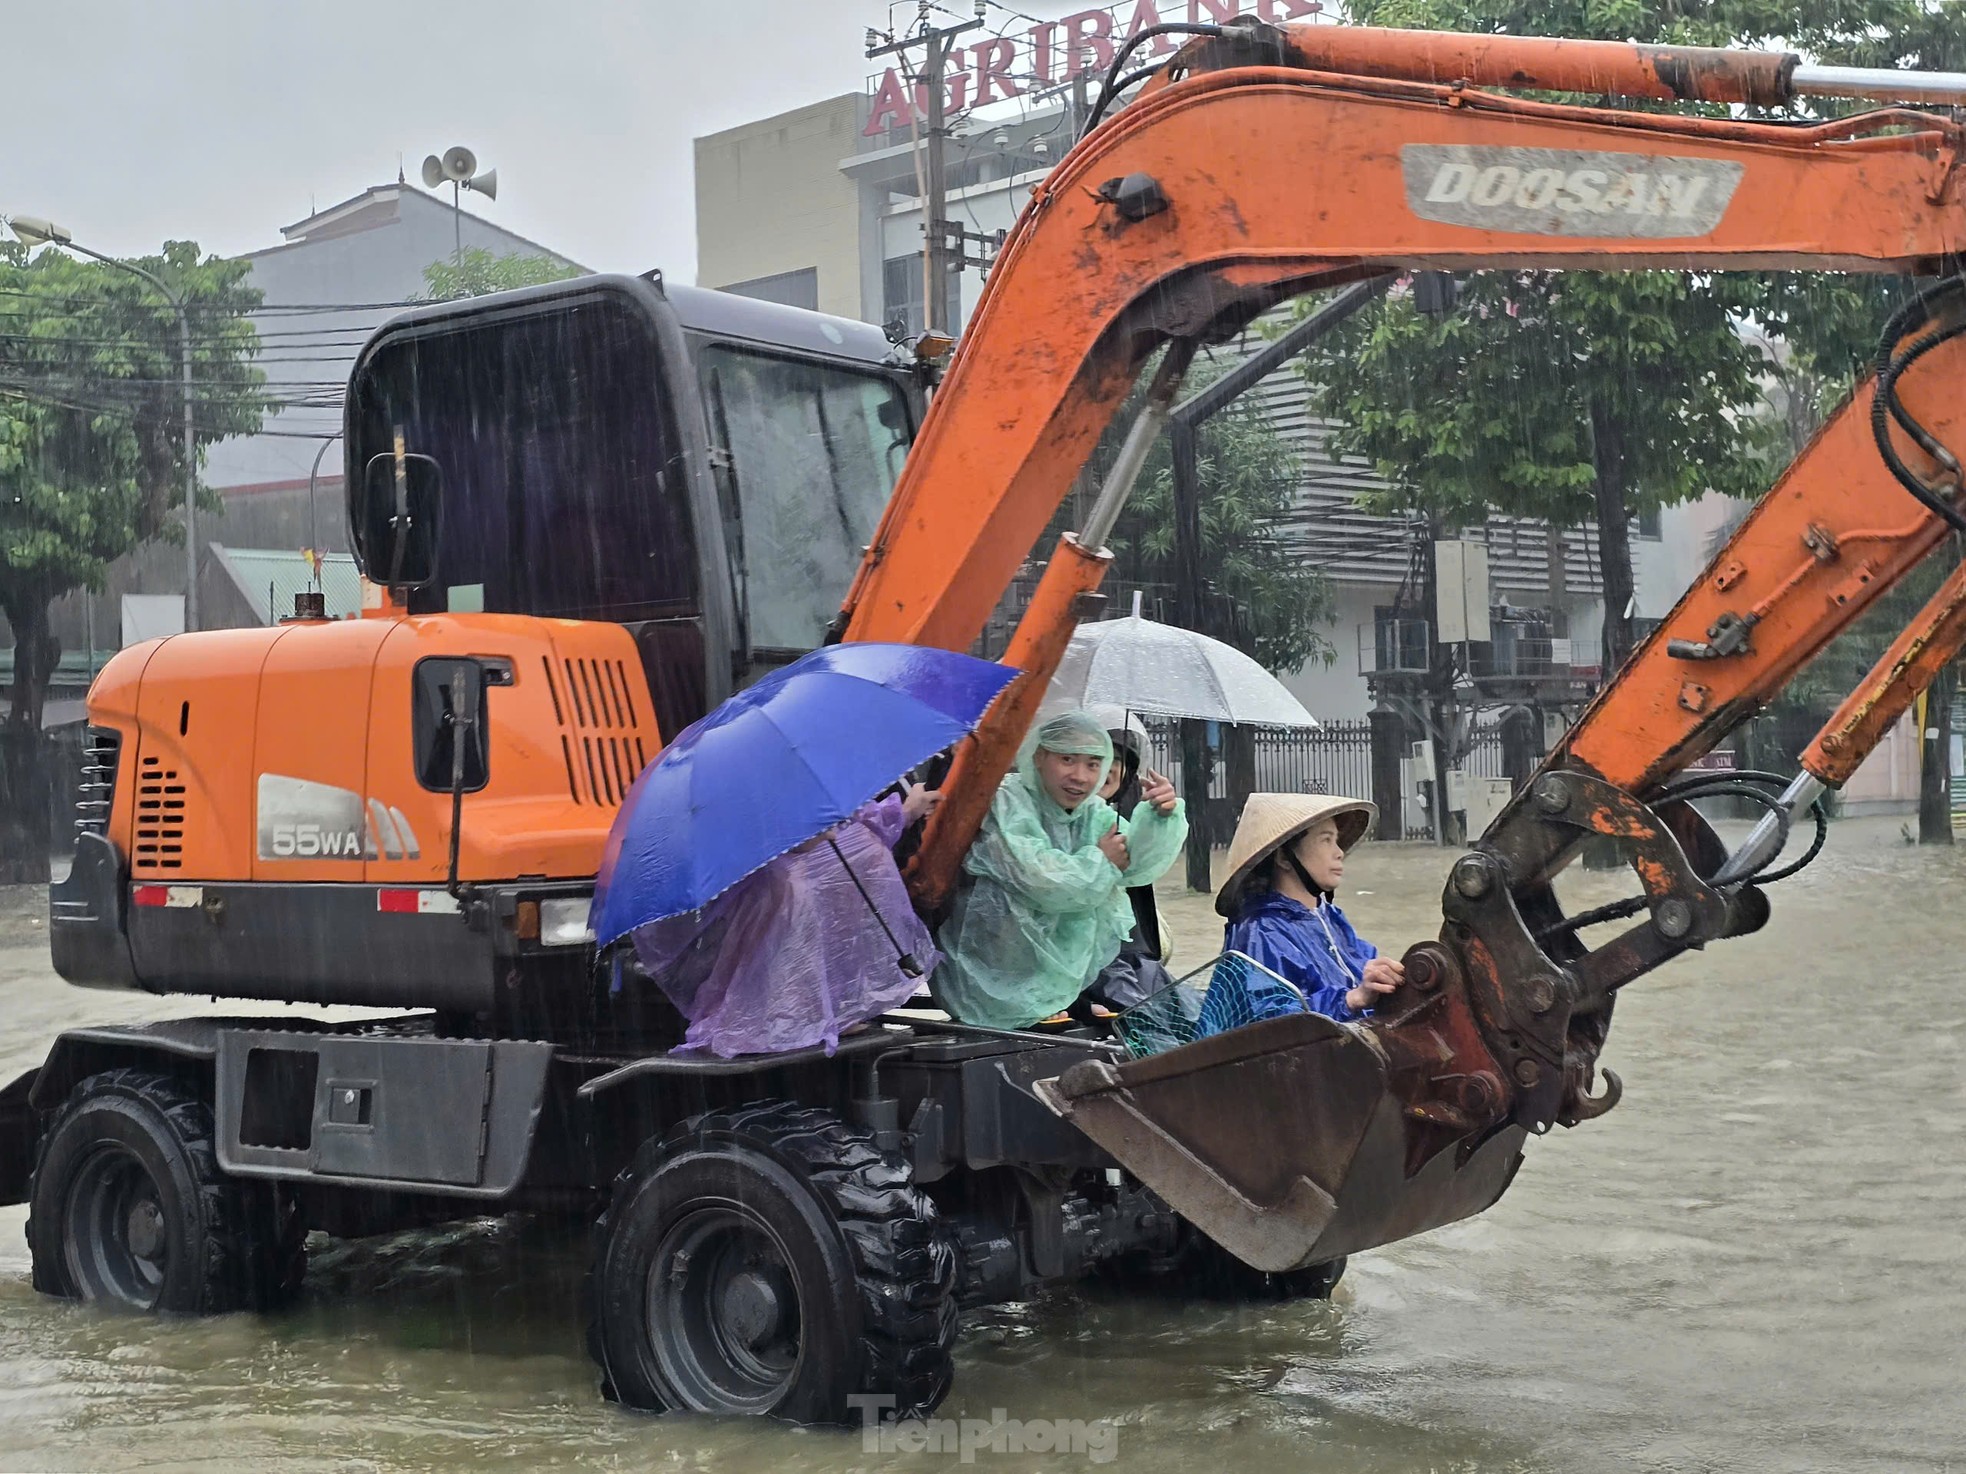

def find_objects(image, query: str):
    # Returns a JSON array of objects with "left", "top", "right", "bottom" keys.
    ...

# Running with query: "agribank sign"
[{"left": 864, "top": 0, "right": 1326, "bottom": 136}]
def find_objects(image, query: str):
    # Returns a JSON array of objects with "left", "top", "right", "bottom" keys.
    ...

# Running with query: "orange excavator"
[{"left": 4, "top": 17, "right": 1965, "bottom": 1425}]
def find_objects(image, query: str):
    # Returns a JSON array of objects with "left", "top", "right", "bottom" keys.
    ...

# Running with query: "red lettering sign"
[
  {"left": 865, "top": 68, "right": 920, "bottom": 135},
  {"left": 1030, "top": 22, "right": 1056, "bottom": 84},
  {"left": 862, "top": 0, "right": 1324, "bottom": 136},
  {"left": 1064, "top": 10, "right": 1115, "bottom": 73},
  {"left": 974, "top": 36, "right": 1021, "bottom": 104}
]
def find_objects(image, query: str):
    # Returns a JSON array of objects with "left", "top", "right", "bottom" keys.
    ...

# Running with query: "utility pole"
[{"left": 868, "top": 6, "right": 983, "bottom": 335}]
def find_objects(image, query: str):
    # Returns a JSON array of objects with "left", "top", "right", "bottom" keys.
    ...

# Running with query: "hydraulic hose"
[{"left": 1870, "top": 276, "right": 1966, "bottom": 534}]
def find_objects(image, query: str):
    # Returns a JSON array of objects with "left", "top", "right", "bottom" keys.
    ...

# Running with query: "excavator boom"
[{"left": 836, "top": 21, "right": 1966, "bottom": 1270}]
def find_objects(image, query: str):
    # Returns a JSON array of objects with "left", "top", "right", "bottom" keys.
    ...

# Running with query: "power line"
[
  {"left": 0, "top": 331, "right": 373, "bottom": 358},
  {"left": 0, "top": 385, "right": 341, "bottom": 439},
  {"left": 0, "top": 376, "right": 344, "bottom": 399},
  {"left": 0, "top": 286, "right": 422, "bottom": 315},
  {"left": 0, "top": 327, "right": 380, "bottom": 355}
]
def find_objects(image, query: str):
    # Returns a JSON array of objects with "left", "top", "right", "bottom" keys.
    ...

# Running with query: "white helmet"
[{"left": 1084, "top": 703, "right": 1149, "bottom": 761}]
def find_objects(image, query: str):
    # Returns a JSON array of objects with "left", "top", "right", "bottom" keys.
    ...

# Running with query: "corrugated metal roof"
[{"left": 211, "top": 545, "right": 364, "bottom": 624}]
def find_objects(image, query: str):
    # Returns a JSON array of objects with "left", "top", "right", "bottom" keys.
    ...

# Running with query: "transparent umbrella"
[{"left": 1045, "top": 593, "right": 1319, "bottom": 727}]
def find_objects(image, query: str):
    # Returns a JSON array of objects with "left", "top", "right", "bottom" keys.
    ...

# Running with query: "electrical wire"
[
  {"left": 1869, "top": 274, "right": 1966, "bottom": 533},
  {"left": 0, "top": 386, "right": 340, "bottom": 439},
  {"left": 0, "top": 286, "right": 422, "bottom": 315},
  {"left": 1078, "top": 22, "right": 1226, "bottom": 137}
]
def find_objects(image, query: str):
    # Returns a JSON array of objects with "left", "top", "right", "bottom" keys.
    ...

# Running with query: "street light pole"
[{"left": 7, "top": 217, "right": 201, "bottom": 630}]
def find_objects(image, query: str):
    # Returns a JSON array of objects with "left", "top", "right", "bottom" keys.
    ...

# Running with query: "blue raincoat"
[{"left": 1203, "top": 892, "right": 1379, "bottom": 1034}]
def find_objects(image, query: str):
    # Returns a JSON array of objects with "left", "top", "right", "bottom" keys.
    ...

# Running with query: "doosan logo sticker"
[{"left": 1402, "top": 145, "right": 1744, "bottom": 237}]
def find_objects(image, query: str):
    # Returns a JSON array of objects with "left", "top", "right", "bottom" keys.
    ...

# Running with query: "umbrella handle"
[{"left": 827, "top": 836, "right": 923, "bottom": 978}]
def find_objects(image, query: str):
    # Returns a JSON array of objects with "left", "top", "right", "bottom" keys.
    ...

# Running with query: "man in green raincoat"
[{"left": 934, "top": 709, "right": 1188, "bottom": 1029}]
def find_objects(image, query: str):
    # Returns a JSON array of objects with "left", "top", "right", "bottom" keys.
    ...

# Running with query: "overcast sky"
[{"left": 9, "top": 0, "right": 908, "bottom": 281}]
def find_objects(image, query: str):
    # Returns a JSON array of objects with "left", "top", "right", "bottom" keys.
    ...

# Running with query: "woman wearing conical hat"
[{"left": 1209, "top": 793, "right": 1406, "bottom": 1029}]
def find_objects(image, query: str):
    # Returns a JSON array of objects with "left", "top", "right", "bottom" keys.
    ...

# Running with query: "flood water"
[{"left": 2, "top": 816, "right": 1961, "bottom": 1473}]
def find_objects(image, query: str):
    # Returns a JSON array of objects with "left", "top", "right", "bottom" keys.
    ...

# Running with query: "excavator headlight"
[
  {"left": 915, "top": 331, "right": 956, "bottom": 363},
  {"left": 538, "top": 897, "right": 596, "bottom": 948}
]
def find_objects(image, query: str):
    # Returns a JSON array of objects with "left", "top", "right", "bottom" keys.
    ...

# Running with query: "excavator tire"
[
  {"left": 26, "top": 1069, "right": 307, "bottom": 1314},
  {"left": 586, "top": 1102, "right": 958, "bottom": 1423}
]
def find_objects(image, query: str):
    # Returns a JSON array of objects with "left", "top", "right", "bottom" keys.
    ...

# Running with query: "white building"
[{"left": 44, "top": 182, "right": 584, "bottom": 658}]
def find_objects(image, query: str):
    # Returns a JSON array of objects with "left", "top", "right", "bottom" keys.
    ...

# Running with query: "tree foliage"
[
  {"left": 1302, "top": 270, "right": 1774, "bottom": 525},
  {"left": 1105, "top": 357, "right": 1336, "bottom": 674},
  {"left": 420, "top": 248, "right": 582, "bottom": 302},
  {"left": 0, "top": 239, "right": 264, "bottom": 729},
  {"left": 1295, "top": 0, "right": 1965, "bottom": 674}
]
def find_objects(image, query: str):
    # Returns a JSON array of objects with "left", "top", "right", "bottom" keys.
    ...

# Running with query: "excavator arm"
[{"left": 836, "top": 21, "right": 1966, "bottom": 1268}]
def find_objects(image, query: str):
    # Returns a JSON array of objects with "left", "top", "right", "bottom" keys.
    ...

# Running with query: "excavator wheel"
[
  {"left": 586, "top": 1102, "right": 958, "bottom": 1424},
  {"left": 25, "top": 1069, "right": 307, "bottom": 1314}
]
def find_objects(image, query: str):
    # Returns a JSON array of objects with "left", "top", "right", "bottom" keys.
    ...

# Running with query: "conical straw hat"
[{"left": 1215, "top": 792, "right": 1377, "bottom": 917}]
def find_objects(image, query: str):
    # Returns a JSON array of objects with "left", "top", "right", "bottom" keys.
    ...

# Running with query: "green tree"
[
  {"left": 1294, "top": 0, "right": 1966, "bottom": 676},
  {"left": 0, "top": 238, "right": 264, "bottom": 875},
  {"left": 420, "top": 248, "right": 581, "bottom": 302},
  {"left": 1301, "top": 268, "right": 1775, "bottom": 675},
  {"left": 0, "top": 240, "right": 264, "bottom": 726}
]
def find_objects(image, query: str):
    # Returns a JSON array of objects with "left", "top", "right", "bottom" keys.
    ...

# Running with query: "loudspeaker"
[
  {"left": 462, "top": 168, "right": 497, "bottom": 201},
  {"left": 441, "top": 146, "right": 478, "bottom": 182},
  {"left": 421, "top": 154, "right": 446, "bottom": 190}
]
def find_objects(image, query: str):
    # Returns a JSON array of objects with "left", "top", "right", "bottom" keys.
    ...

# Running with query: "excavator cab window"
[
  {"left": 349, "top": 295, "right": 699, "bottom": 624},
  {"left": 697, "top": 345, "right": 911, "bottom": 657}
]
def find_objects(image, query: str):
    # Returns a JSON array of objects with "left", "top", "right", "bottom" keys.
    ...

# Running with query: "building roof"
[
  {"left": 243, "top": 183, "right": 584, "bottom": 269},
  {"left": 211, "top": 545, "right": 365, "bottom": 624}
]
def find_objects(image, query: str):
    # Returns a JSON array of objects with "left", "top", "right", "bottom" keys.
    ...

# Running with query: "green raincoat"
[{"left": 934, "top": 711, "right": 1188, "bottom": 1029}]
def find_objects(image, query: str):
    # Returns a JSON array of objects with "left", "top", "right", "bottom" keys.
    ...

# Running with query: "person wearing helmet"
[
  {"left": 1204, "top": 793, "right": 1404, "bottom": 1032},
  {"left": 934, "top": 709, "right": 1186, "bottom": 1030}
]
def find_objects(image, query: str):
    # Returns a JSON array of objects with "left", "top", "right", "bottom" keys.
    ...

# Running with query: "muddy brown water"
[{"left": 1, "top": 817, "right": 1961, "bottom": 1473}]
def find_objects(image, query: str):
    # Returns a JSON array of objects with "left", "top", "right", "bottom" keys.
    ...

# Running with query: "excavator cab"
[{"left": 344, "top": 273, "right": 924, "bottom": 739}]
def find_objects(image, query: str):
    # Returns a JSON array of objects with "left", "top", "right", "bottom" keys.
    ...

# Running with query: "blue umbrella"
[{"left": 591, "top": 643, "right": 1016, "bottom": 947}]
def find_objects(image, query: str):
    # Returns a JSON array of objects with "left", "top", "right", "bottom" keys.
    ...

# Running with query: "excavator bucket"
[{"left": 1032, "top": 1011, "right": 1527, "bottom": 1272}]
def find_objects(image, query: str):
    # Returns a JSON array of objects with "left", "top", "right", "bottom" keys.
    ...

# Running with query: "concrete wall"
[
  {"left": 1281, "top": 583, "right": 1384, "bottom": 722},
  {"left": 694, "top": 95, "right": 868, "bottom": 319},
  {"left": 1841, "top": 712, "right": 1919, "bottom": 813},
  {"left": 1636, "top": 492, "right": 1742, "bottom": 622}
]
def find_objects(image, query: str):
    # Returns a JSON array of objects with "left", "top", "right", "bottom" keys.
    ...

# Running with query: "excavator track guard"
[{"left": 1034, "top": 1011, "right": 1526, "bottom": 1272}]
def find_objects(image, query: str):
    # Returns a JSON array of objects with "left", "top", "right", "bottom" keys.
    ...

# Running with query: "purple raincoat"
[{"left": 629, "top": 796, "right": 938, "bottom": 1058}]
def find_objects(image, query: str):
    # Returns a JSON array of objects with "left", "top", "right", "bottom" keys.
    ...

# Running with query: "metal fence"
[
  {"left": 1142, "top": 716, "right": 1515, "bottom": 836},
  {"left": 1245, "top": 721, "right": 1377, "bottom": 797}
]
